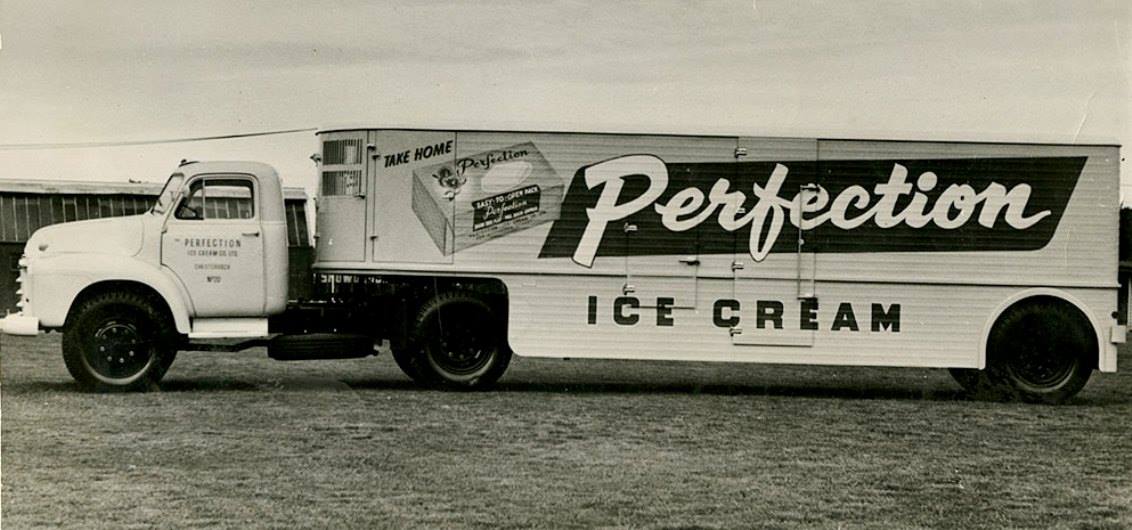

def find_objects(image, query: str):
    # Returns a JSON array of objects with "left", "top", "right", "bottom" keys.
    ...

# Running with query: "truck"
[{"left": 0, "top": 127, "right": 1124, "bottom": 404}]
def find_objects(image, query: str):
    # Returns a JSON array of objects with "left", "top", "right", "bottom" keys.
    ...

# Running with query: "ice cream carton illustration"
[{"left": 412, "top": 142, "right": 563, "bottom": 255}]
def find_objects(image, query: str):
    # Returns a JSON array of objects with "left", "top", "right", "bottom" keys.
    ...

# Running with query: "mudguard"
[{"left": 31, "top": 253, "right": 193, "bottom": 334}]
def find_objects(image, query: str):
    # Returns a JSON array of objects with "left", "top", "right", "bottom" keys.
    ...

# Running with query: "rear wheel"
[
  {"left": 407, "top": 291, "right": 511, "bottom": 389},
  {"left": 62, "top": 291, "right": 178, "bottom": 392},
  {"left": 984, "top": 299, "right": 1095, "bottom": 404},
  {"left": 390, "top": 346, "right": 424, "bottom": 383},
  {"left": 948, "top": 368, "right": 1004, "bottom": 400}
]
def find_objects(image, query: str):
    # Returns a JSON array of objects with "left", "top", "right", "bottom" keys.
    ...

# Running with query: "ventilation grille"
[
  {"left": 322, "top": 139, "right": 363, "bottom": 165},
  {"left": 321, "top": 170, "right": 362, "bottom": 196}
]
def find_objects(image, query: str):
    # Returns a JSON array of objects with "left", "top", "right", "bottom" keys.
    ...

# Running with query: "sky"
[{"left": 0, "top": 0, "right": 1128, "bottom": 199}]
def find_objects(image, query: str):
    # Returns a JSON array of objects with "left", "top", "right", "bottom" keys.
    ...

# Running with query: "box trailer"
[{"left": 1, "top": 127, "right": 1123, "bottom": 403}]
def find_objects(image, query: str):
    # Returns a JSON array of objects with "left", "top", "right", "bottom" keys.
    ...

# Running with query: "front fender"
[{"left": 31, "top": 254, "right": 193, "bottom": 334}]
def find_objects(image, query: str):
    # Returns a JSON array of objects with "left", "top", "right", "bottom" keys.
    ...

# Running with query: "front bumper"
[{"left": 0, "top": 313, "right": 40, "bottom": 335}]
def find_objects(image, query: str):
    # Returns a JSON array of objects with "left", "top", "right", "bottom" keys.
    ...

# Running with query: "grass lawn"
[{"left": 3, "top": 334, "right": 1131, "bottom": 529}]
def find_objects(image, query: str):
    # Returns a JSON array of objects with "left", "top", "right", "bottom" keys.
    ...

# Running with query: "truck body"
[{"left": 1, "top": 127, "right": 1124, "bottom": 403}]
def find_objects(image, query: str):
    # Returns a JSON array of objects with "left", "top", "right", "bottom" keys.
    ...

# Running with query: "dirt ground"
[{"left": 2, "top": 334, "right": 1131, "bottom": 529}]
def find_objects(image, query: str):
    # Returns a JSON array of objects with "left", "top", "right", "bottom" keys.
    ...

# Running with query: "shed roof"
[{"left": 0, "top": 178, "right": 308, "bottom": 200}]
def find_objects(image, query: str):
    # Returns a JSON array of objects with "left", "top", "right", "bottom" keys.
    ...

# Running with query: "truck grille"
[{"left": 15, "top": 254, "right": 28, "bottom": 311}]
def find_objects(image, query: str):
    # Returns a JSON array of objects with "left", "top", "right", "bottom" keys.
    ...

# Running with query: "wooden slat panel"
[
  {"left": 13, "top": 196, "right": 27, "bottom": 241},
  {"left": 26, "top": 196, "right": 42, "bottom": 236},
  {"left": 52, "top": 196, "right": 64, "bottom": 224},
  {"left": 1, "top": 196, "right": 14, "bottom": 241}
]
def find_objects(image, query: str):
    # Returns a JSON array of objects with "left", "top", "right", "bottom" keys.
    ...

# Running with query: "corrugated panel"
[
  {"left": 813, "top": 140, "right": 1118, "bottom": 288},
  {"left": 285, "top": 201, "right": 311, "bottom": 247},
  {"left": 1, "top": 197, "right": 12, "bottom": 241},
  {"left": 0, "top": 189, "right": 313, "bottom": 246},
  {"left": 335, "top": 130, "right": 1120, "bottom": 366},
  {"left": 0, "top": 179, "right": 164, "bottom": 196}
]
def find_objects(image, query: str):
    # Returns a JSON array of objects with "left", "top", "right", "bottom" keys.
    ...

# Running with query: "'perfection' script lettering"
[{"left": 572, "top": 156, "right": 1049, "bottom": 267}]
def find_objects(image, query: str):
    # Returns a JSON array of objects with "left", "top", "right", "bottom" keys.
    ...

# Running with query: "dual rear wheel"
[{"left": 391, "top": 291, "right": 512, "bottom": 389}]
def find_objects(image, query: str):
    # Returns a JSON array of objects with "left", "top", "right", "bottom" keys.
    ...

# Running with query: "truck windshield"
[{"left": 151, "top": 173, "right": 184, "bottom": 214}]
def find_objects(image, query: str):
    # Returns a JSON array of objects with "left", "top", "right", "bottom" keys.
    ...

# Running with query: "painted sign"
[
  {"left": 539, "top": 156, "right": 1086, "bottom": 266},
  {"left": 412, "top": 142, "right": 564, "bottom": 254}
]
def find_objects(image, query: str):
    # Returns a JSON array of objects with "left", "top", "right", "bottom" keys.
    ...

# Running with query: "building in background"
[{"left": 0, "top": 179, "right": 311, "bottom": 313}]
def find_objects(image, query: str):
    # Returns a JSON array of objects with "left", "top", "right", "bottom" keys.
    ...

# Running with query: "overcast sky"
[{"left": 0, "top": 1, "right": 1128, "bottom": 198}]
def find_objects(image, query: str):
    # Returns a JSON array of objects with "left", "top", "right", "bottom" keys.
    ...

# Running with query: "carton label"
[{"left": 472, "top": 185, "right": 542, "bottom": 231}]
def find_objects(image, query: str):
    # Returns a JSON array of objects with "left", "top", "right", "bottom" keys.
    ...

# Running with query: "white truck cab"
[{"left": 2, "top": 161, "right": 289, "bottom": 389}]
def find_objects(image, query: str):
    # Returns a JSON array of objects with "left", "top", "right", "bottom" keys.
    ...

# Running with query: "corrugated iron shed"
[{"left": 0, "top": 179, "right": 310, "bottom": 246}]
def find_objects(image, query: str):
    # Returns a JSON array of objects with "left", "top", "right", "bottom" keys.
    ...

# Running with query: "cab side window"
[{"left": 175, "top": 178, "right": 255, "bottom": 220}]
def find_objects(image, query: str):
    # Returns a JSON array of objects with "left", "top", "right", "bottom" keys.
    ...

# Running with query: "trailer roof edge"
[{"left": 314, "top": 125, "right": 1120, "bottom": 149}]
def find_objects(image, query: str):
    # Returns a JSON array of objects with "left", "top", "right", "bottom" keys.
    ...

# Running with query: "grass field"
[{"left": 3, "top": 334, "right": 1131, "bottom": 529}]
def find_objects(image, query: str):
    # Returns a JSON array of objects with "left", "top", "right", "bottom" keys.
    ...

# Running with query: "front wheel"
[
  {"left": 62, "top": 292, "right": 178, "bottom": 392},
  {"left": 407, "top": 292, "right": 511, "bottom": 389}
]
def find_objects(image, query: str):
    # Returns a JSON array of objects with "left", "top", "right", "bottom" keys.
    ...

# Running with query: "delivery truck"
[{"left": 1, "top": 127, "right": 1124, "bottom": 403}]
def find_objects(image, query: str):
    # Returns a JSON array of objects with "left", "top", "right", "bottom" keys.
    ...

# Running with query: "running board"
[{"left": 188, "top": 318, "right": 269, "bottom": 339}]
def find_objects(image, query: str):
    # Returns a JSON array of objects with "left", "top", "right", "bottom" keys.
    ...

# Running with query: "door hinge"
[
  {"left": 734, "top": 147, "right": 748, "bottom": 159},
  {"left": 731, "top": 261, "right": 745, "bottom": 271},
  {"left": 729, "top": 327, "right": 743, "bottom": 336},
  {"left": 622, "top": 283, "right": 636, "bottom": 295}
]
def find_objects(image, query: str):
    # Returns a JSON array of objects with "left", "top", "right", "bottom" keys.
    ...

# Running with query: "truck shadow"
[
  {"left": 338, "top": 377, "right": 976, "bottom": 402},
  {"left": 4, "top": 377, "right": 1128, "bottom": 405}
]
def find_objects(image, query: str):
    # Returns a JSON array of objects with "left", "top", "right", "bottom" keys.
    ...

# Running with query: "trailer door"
[
  {"left": 729, "top": 137, "right": 818, "bottom": 347},
  {"left": 622, "top": 135, "right": 738, "bottom": 311},
  {"left": 370, "top": 130, "right": 457, "bottom": 264},
  {"left": 316, "top": 132, "right": 367, "bottom": 262}
]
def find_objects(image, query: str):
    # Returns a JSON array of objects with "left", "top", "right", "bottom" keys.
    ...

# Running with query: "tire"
[
  {"left": 948, "top": 368, "right": 1005, "bottom": 400},
  {"left": 985, "top": 300, "right": 1094, "bottom": 404},
  {"left": 62, "top": 291, "right": 178, "bottom": 392},
  {"left": 390, "top": 345, "right": 424, "bottom": 383},
  {"left": 407, "top": 291, "right": 511, "bottom": 389},
  {"left": 267, "top": 333, "right": 374, "bottom": 360}
]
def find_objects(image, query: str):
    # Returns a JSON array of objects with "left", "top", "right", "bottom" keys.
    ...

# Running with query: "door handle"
[{"left": 242, "top": 231, "right": 260, "bottom": 237}]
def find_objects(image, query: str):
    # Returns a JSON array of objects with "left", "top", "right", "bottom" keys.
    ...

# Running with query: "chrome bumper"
[{"left": 0, "top": 313, "right": 39, "bottom": 335}]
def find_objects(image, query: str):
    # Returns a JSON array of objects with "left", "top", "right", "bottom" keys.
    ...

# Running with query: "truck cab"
[{"left": 1, "top": 161, "right": 289, "bottom": 389}]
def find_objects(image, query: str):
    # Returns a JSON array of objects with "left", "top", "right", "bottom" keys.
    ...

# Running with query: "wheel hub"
[
  {"left": 428, "top": 311, "right": 494, "bottom": 375},
  {"left": 87, "top": 320, "right": 153, "bottom": 379}
]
